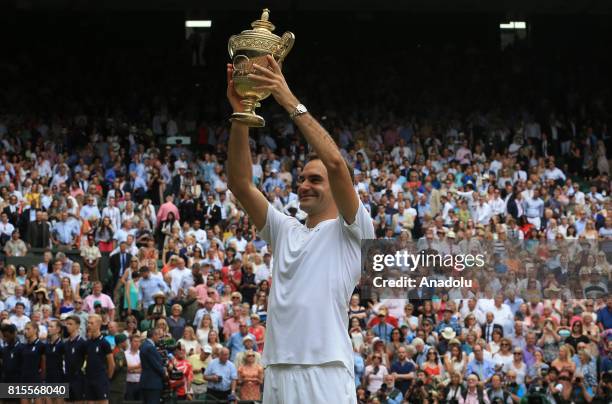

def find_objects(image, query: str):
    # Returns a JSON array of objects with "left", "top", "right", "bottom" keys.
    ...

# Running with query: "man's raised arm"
[
  {"left": 249, "top": 55, "right": 359, "bottom": 224},
  {"left": 226, "top": 64, "right": 269, "bottom": 230}
]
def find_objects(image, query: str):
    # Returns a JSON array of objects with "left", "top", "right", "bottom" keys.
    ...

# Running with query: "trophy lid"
[
  {"left": 251, "top": 8, "right": 275, "bottom": 33},
  {"left": 229, "top": 8, "right": 294, "bottom": 60}
]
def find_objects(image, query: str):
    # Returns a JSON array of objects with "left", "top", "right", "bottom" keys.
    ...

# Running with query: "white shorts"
[{"left": 263, "top": 362, "right": 356, "bottom": 404}]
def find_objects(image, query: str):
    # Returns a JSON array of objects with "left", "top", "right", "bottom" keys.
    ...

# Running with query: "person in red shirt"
[
  {"left": 248, "top": 313, "right": 266, "bottom": 354},
  {"left": 169, "top": 343, "right": 194, "bottom": 400},
  {"left": 221, "top": 259, "right": 243, "bottom": 292},
  {"left": 367, "top": 306, "right": 399, "bottom": 329}
]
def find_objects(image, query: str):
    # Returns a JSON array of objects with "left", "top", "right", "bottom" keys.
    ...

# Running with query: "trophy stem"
[{"left": 230, "top": 97, "right": 266, "bottom": 127}]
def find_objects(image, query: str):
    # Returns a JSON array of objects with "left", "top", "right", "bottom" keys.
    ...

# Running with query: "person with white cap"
[
  {"left": 234, "top": 335, "right": 262, "bottom": 367},
  {"left": 227, "top": 322, "right": 257, "bottom": 362},
  {"left": 188, "top": 344, "right": 213, "bottom": 399}
]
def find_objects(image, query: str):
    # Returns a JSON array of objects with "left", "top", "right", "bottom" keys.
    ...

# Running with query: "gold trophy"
[{"left": 228, "top": 8, "right": 295, "bottom": 127}]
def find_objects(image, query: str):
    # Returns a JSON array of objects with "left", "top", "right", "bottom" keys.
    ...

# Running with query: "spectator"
[
  {"left": 364, "top": 353, "right": 388, "bottom": 395},
  {"left": 83, "top": 281, "right": 115, "bottom": 320},
  {"left": 237, "top": 349, "right": 264, "bottom": 401},
  {"left": 167, "top": 304, "right": 186, "bottom": 341},
  {"left": 4, "top": 230, "right": 27, "bottom": 256},
  {"left": 168, "top": 343, "right": 194, "bottom": 400},
  {"left": 204, "top": 347, "right": 238, "bottom": 401},
  {"left": 177, "top": 325, "right": 201, "bottom": 356},
  {"left": 227, "top": 324, "right": 257, "bottom": 361}
]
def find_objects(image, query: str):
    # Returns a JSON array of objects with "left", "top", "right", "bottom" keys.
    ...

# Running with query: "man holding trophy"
[{"left": 226, "top": 9, "right": 374, "bottom": 403}]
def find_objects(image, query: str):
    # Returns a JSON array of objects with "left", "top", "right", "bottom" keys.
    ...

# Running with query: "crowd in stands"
[{"left": 0, "top": 38, "right": 611, "bottom": 403}]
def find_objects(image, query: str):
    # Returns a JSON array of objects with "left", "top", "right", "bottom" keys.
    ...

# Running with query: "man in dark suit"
[
  {"left": 123, "top": 171, "right": 147, "bottom": 204},
  {"left": 506, "top": 191, "right": 524, "bottom": 221},
  {"left": 481, "top": 312, "right": 504, "bottom": 343},
  {"left": 108, "top": 241, "right": 131, "bottom": 293},
  {"left": 178, "top": 194, "right": 196, "bottom": 225},
  {"left": 203, "top": 194, "right": 222, "bottom": 227},
  {"left": 171, "top": 166, "right": 187, "bottom": 198},
  {"left": 26, "top": 210, "right": 50, "bottom": 249},
  {"left": 18, "top": 205, "right": 36, "bottom": 239},
  {"left": 2, "top": 195, "right": 20, "bottom": 226},
  {"left": 140, "top": 328, "right": 166, "bottom": 404}
]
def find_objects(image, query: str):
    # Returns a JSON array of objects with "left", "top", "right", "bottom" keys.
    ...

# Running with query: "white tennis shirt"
[{"left": 260, "top": 201, "right": 375, "bottom": 372}]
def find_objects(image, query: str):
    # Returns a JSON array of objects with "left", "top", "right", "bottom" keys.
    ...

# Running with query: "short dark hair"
[
  {"left": 66, "top": 315, "right": 81, "bottom": 325},
  {"left": 306, "top": 153, "right": 354, "bottom": 184},
  {"left": 0, "top": 323, "right": 17, "bottom": 334}
]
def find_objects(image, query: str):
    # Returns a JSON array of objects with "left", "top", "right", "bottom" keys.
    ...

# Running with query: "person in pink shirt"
[
  {"left": 83, "top": 280, "right": 116, "bottom": 319},
  {"left": 223, "top": 304, "right": 243, "bottom": 341},
  {"left": 156, "top": 194, "right": 180, "bottom": 224}
]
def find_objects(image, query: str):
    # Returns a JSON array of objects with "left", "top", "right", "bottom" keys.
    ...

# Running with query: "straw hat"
[{"left": 441, "top": 327, "right": 457, "bottom": 340}]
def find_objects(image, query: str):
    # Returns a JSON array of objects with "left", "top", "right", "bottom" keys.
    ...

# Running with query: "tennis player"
[{"left": 227, "top": 55, "right": 375, "bottom": 403}]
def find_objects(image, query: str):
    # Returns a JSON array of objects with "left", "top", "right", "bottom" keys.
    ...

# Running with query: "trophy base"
[{"left": 231, "top": 112, "right": 265, "bottom": 128}]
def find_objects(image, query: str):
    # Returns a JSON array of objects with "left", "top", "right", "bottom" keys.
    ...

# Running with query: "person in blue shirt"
[
  {"left": 597, "top": 297, "right": 612, "bottom": 330},
  {"left": 379, "top": 374, "right": 403, "bottom": 404},
  {"left": 466, "top": 344, "right": 495, "bottom": 383},
  {"left": 354, "top": 348, "right": 365, "bottom": 387},
  {"left": 137, "top": 266, "right": 169, "bottom": 308},
  {"left": 601, "top": 339, "right": 612, "bottom": 374},
  {"left": 204, "top": 347, "right": 238, "bottom": 401},
  {"left": 435, "top": 308, "right": 462, "bottom": 336},
  {"left": 505, "top": 370, "right": 527, "bottom": 401},
  {"left": 390, "top": 346, "right": 415, "bottom": 396},
  {"left": 52, "top": 211, "right": 79, "bottom": 246},
  {"left": 372, "top": 309, "right": 394, "bottom": 343},
  {"left": 227, "top": 324, "right": 257, "bottom": 361},
  {"left": 262, "top": 170, "right": 285, "bottom": 194}
]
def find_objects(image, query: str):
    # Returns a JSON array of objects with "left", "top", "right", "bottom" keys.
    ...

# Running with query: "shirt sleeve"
[
  {"left": 103, "top": 340, "right": 112, "bottom": 355},
  {"left": 230, "top": 363, "right": 238, "bottom": 380},
  {"left": 106, "top": 295, "right": 116, "bottom": 309},
  {"left": 340, "top": 201, "right": 376, "bottom": 242},
  {"left": 204, "top": 362, "right": 214, "bottom": 376},
  {"left": 259, "top": 203, "right": 292, "bottom": 248}
]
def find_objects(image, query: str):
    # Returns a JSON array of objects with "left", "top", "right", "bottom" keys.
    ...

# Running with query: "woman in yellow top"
[{"left": 24, "top": 183, "right": 42, "bottom": 209}]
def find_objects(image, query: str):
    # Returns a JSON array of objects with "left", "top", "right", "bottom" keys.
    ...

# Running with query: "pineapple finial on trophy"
[{"left": 228, "top": 9, "right": 295, "bottom": 127}]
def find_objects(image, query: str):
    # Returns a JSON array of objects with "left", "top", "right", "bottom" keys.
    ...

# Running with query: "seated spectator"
[{"left": 4, "top": 230, "right": 27, "bottom": 257}]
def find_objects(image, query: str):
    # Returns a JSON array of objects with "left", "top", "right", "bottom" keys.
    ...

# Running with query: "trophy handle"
[
  {"left": 277, "top": 32, "right": 295, "bottom": 63},
  {"left": 228, "top": 35, "right": 237, "bottom": 59}
]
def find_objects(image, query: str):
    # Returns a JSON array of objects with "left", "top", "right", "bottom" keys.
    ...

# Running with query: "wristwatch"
[{"left": 289, "top": 103, "right": 308, "bottom": 119}]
